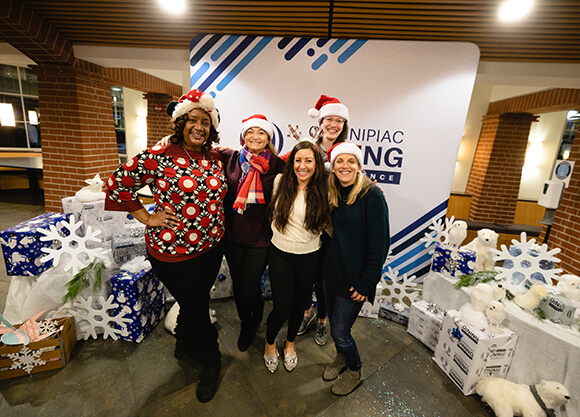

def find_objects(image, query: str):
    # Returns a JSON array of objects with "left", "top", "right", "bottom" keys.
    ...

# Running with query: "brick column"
[
  {"left": 35, "top": 65, "right": 120, "bottom": 212},
  {"left": 539, "top": 125, "right": 580, "bottom": 275},
  {"left": 144, "top": 93, "right": 175, "bottom": 148},
  {"left": 466, "top": 113, "right": 539, "bottom": 223}
]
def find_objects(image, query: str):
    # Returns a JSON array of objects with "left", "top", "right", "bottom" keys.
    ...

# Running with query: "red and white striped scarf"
[{"left": 233, "top": 148, "right": 271, "bottom": 214}]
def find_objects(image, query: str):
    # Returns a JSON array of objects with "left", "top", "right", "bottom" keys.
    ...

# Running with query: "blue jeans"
[{"left": 323, "top": 279, "right": 364, "bottom": 371}]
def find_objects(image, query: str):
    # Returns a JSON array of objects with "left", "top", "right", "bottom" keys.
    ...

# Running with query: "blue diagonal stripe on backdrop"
[
  {"left": 190, "top": 62, "right": 210, "bottom": 86},
  {"left": 190, "top": 34, "right": 223, "bottom": 67},
  {"left": 387, "top": 241, "right": 429, "bottom": 269},
  {"left": 284, "top": 38, "right": 311, "bottom": 60},
  {"left": 389, "top": 225, "right": 431, "bottom": 256},
  {"left": 338, "top": 40, "right": 368, "bottom": 63},
  {"left": 198, "top": 36, "right": 257, "bottom": 92},
  {"left": 390, "top": 199, "right": 448, "bottom": 246},
  {"left": 217, "top": 37, "right": 273, "bottom": 92},
  {"left": 211, "top": 35, "right": 240, "bottom": 61},
  {"left": 329, "top": 39, "right": 348, "bottom": 53}
]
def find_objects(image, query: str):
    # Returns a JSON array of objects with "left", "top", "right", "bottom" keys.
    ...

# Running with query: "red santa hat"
[
  {"left": 171, "top": 88, "right": 219, "bottom": 129},
  {"left": 240, "top": 114, "right": 274, "bottom": 139},
  {"left": 327, "top": 142, "right": 363, "bottom": 169},
  {"left": 308, "top": 95, "right": 349, "bottom": 123}
]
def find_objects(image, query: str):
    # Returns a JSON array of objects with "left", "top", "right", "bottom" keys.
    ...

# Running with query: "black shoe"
[
  {"left": 237, "top": 326, "right": 256, "bottom": 352},
  {"left": 197, "top": 352, "right": 222, "bottom": 403}
]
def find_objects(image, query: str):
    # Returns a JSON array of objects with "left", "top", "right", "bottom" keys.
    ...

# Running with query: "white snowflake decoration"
[
  {"left": 7, "top": 346, "right": 47, "bottom": 373},
  {"left": 420, "top": 216, "right": 456, "bottom": 254},
  {"left": 72, "top": 295, "right": 132, "bottom": 340},
  {"left": 492, "top": 232, "right": 563, "bottom": 289},
  {"left": 382, "top": 267, "right": 422, "bottom": 306},
  {"left": 37, "top": 214, "right": 103, "bottom": 275},
  {"left": 38, "top": 319, "right": 60, "bottom": 336}
]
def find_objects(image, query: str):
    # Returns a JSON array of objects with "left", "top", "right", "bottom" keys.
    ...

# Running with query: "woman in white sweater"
[{"left": 263, "top": 140, "right": 330, "bottom": 373}]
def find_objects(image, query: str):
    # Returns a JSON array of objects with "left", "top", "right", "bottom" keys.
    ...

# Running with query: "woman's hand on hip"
[
  {"left": 148, "top": 206, "right": 179, "bottom": 228},
  {"left": 349, "top": 287, "right": 367, "bottom": 303}
]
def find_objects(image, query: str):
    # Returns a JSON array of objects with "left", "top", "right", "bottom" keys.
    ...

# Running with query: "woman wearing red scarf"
[{"left": 220, "top": 115, "right": 285, "bottom": 352}]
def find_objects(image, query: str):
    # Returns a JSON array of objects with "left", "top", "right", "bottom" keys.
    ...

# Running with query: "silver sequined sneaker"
[
  {"left": 263, "top": 350, "right": 280, "bottom": 374},
  {"left": 297, "top": 308, "right": 317, "bottom": 336},
  {"left": 283, "top": 351, "right": 298, "bottom": 372},
  {"left": 314, "top": 322, "right": 328, "bottom": 346}
]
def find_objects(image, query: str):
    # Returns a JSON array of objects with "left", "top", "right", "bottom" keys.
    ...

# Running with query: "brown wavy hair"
[
  {"left": 169, "top": 112, "right": 220, "bottom": 154},
  {"left": 269, "top": 141, "right": 330, "bottom": 235}
]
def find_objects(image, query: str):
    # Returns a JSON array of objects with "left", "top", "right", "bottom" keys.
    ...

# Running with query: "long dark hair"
[
  {"left": 169, "top": 112, "right": 220, "bottom": 154},
  {"left": 270, "top": 141, "right": 330, "bottom": 234}
]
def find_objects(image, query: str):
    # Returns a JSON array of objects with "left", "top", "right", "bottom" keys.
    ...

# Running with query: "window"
[
  {"left": 111, "top": 86, "right": 126, "bottom": 157},
  {"left": 0, "top": 65, "right": 40, "bottom": 149},
  {"left": 557, "top": 111, "right": 579, "bottom": 160}
]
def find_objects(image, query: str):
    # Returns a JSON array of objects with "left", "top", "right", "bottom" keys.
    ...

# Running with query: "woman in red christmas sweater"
[{"left": 105, "top": 88, "right": 226, "bottom": 403}]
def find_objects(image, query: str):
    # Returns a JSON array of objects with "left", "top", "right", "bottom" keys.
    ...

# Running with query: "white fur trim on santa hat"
[
  {"left": 308, "top": 95, "right": 349, "bottom": 123},
  {"left": 172, "top": 89, "right": 219, "bottom": 129},
  {"left": 240, "top": 114, "right": 274, "bottom": 139},
  {"left": 328, "top": 142, "right": 363, "bottom": 168}
]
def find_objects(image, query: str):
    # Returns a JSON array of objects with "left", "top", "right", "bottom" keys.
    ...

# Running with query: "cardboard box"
[
  {"left": 433, "top": 310, "right": 518, "bottom": 395},
  {"left": 359, "top": 281, "right": 388, "bottom": 318},
  {"left": 0, "top": 316, "right": 76, "bottom": 380},
  {"left": 431, "top": 242, "right": 475, "bottom": 278},
  {"left": 407, "top": 300, "right": 444, "bottom": 351},
  {"left": 0, "top": 212, "right": 69, "bottom": 276},
  {"left": 111, "top": 267, "right": 165, "bottom": 343}
]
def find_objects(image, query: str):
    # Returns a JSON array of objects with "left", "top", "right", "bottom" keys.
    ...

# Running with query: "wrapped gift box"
[
  {"left": 62, "top": 197, "right": 126, "bottom": 246},
  {"left": 0, "top": 316, "right": 76, "bottom": 380},
  {"left": 502, "top": 245, "right": 556, "bottom": 285},
  {"left": 0, "top": 212, "right": 69, "bottom": 277},
  {"left": 111, "top": 267, "right": 165, "bottom": 343},
  {"left": 379, "top": 300, "right": 411, "bottom": 326},
  {"left": 210, "top": 256, "right": 233, "bottom": 300},
  {"left": 111, "top": 227, "right": 146, "bottom": 266},
  {"left": 433, "top": 310, "right": 518, "bottom": 395},
  {"left": 125, "top": 203, "right": 156, "bottom": 225},
  {"left": 538, "top": 294, "right": 577, "bottom": 326},
  {"left": 260, "top": 266, "right": 272, "bottom": 300},
  {"left": 407, "top": 300, "right": 445, "bottom": 351},
  {"left": 431, "top": 242, "right": 475, "bottom": 278}
]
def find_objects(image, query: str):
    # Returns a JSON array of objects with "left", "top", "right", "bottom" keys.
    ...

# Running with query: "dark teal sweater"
[{"left": 323, "top": 183, "right": 390, "bottom": 304}]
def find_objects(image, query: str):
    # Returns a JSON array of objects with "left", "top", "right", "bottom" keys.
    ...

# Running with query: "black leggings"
[
  {"left": 225, "top": 241, "right": 268, "bottom": 330},
  {"left": 266, "top": 245, "right": 319, "bottom": 345},
  {"left": 148, "top": 239, "right": 224, "bottom": 353}
]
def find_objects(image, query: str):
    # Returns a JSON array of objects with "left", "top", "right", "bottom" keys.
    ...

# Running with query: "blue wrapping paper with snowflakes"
[
  {"left": 111, "top": 267, "right": 165, "bottom": 343},
  {"left": 431, "top": 242, "right": 475, "bottom": 278},
  {"left": 0, "top": 212, "right": 69, "bottom": 277}
]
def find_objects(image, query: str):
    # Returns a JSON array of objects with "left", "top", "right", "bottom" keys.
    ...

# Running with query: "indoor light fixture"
[
  {"left": 158, "top": 0, "right": 186, "bottom": 14},
  {"left": 499, "top": 0, "right": 534, "bottom": 22},
  {"left": 0, "top": 103, "right": 16, "bottom": 127}
]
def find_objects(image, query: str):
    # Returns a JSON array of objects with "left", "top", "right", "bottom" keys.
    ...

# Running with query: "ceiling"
[{"left": 8, "top": 0, "right": 580, "bottom": 63}]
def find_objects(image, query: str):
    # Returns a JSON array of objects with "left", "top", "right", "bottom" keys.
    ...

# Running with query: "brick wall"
[
  {"left": 144, "top": 93, "right": 175, "bottom": 148},
  {"left": 466, "top": 113, "right": 538, "bottom": 223},
  {"left": 539, "top": 126, "right": 580, "bottom": 275},
  {"left": 36, "top": 66, "right": 120, "bottom": 212},
  {"left": 487, "top": 88, "right": 580, "bottom": 115}
]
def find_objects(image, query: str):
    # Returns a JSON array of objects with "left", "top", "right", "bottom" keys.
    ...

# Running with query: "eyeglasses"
[{"left": 322, "top": 117, "right": 345, "bottom": 125}]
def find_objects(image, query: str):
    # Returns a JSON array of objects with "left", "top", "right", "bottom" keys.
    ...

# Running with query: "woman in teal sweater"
[{"left": 321, "top": 142, "right": 390, "bottom": 396}]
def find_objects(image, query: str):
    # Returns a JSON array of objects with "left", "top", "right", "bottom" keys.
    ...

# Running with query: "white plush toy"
[
  {"left": 75, "top": 173, "right": 106, "bottom": 202},
  {"left": 514, "top": 284, "right": 547, "bottom": 310},
  {"left": 462, "top": 228, "right": 499, "bottom": 272},
  {"left": 557, "top": 274, "right": 580, "bottom": 303},
  {"left": 485, "top": 300, "right": 506, "bottom": 333},
  {"left": 447, "top": 220, "right": 468, "bottom": 247},
  {"left": 459, "top": 282, "right": 506, "bottom": 331},
  {"left": 476, "top": 376, "right": 570, "bottom": 417}
]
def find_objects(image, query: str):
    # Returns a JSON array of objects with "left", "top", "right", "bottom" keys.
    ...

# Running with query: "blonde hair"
[{"left": 328, "top": 169, "right": 374, "bottom": 208}]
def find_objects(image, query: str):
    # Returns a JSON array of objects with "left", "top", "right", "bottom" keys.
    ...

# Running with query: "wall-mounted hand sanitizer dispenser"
[{"left": 538, "top": 180, "right": 565, "bottom": 209}]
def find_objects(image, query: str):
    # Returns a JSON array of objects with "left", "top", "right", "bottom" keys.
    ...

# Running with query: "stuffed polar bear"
[
  {"left": 463, "top": 228, "right": 499, "bottom": 272},
  {"left": 476, "top": 376, "right": 571, "bottom": 417}
]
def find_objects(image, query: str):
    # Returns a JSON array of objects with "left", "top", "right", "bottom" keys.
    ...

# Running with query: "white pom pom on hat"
[
  {"left": 171, "top": 88, "right": 219, "bottom": 129},
  {"left": 308, "top": 95, "right": 349, "bottom": 123},
  {"left": 240, "top": 114, "right": 274, "bottom": 140},
  {"left": 327, "top": 142, "right": 363, "bottom": 168}
]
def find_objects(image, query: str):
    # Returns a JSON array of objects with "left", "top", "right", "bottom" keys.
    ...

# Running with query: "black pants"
[
  {"left": 266, "top": 245, "right": 319, "bottom": 345},
  {"left": 148, "top": 239, "right": 224, "bottom": 355},
  {"left": 309, "top": 231, "right": 331, "bottom": 318},
  {"left": 225, "top": 241, "right": 268, "bottom": 331}
]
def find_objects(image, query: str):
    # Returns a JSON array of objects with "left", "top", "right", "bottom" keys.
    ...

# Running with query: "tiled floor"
[{"left": 0, "top": 189, "right": 494, "bottom": 417}]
